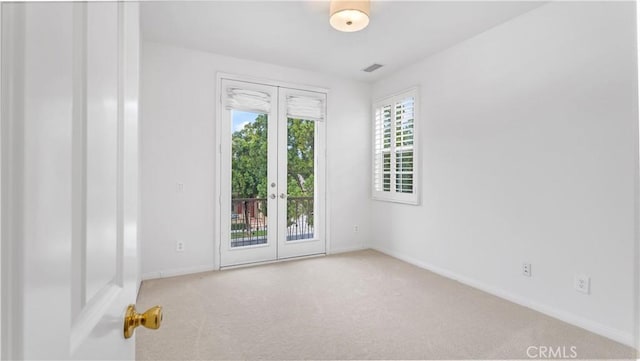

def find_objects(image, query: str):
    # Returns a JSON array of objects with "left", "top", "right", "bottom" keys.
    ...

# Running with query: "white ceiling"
[{"left": 141, "top": 1, "right": 543, "bottom": 82}]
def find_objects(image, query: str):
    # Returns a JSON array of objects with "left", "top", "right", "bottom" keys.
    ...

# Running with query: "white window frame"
[{"left": 372, "top": 87, "right": 420, "bottom": 205}]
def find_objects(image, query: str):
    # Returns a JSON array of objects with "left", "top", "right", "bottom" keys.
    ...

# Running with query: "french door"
[{"left": 219, "top": 79, "right": 326, "bottom": 267}]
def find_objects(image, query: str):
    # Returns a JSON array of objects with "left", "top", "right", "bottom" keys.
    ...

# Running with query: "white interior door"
[
  {"left": 1, "top": 3, "right": 142, "bottom": 359},
  {"left": 219, "top": 79, "right": 326, "bottom": 267}
]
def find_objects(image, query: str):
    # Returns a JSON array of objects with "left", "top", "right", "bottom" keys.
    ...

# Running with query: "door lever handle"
[
  {"left": 279, "top": 193, "right": 287, "bottom": 199},
  {"left": 269, "top": 194, "right": 276, "bottom": 199}
]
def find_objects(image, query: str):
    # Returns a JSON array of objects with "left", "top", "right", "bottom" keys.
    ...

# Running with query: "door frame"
[
  {"left": 1, "top": 4, "right": 24, "bottom": 359},
  {"left": 1, "top": 4, "right": 4, "bottom": 358},
  {"left": 1, "top": 4, "right": 3, "bottom": 356},
  {"left": 635, "top": 0, "right": 640, "bottom": 351},
  {"left": 214, "top": 73, "right": 329, "bottom": 269}
]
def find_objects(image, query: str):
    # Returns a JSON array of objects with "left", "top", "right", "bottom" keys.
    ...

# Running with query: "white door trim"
[
  {"left": 635, "top": 0, "right": 640, "bottom": 351},
  {"left": 216, "top": 72, "right": 329, "bottom": 95},
  {"left": 214, "top": 73, "right": 329, "bottom": 269},
  {"left": 1, "top": 4, "right": 25, "bottom": 359},
  {"left": 0, "top": 4, "right": 3, "bottom": 356}
]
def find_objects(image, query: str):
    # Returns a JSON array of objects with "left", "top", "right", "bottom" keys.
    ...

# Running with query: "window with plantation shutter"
[{"left": 373, "top": 89, "right": 419, "bottom": 204}]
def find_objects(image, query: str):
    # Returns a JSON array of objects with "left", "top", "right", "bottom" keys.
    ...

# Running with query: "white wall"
[
  {"left": 370, "top": 2, "right": 638, "bottom": 347},
  {"left": 140, "top": 41, "right": 371, "bottom": 279}
]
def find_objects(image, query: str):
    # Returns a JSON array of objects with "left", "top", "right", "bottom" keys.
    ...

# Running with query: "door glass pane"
[
  {"left": 287, "top": 118, "right": 315, "bottom": 241},
  {"left": 231, "top": 110, "right": 268, "bottom": 247}
]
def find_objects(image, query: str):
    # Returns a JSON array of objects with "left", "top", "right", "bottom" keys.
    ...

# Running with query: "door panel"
[
  {"left": 220, "top": 80, "right": 278, "bottom": 267},
  {"left": 85, "top": 1, "right": 119, "bottom": 306},
  {"left": 1, "top": 3, "right": 140, "bottom": 359},
  {"left": 19, "top": 3, "right": 75, "bottom": 358},
  {"left": 277, "top": 88, "right": 326, "bottom": 259},
  {"left": 74, "top": 4, "right": 141, "bottom": 360}
]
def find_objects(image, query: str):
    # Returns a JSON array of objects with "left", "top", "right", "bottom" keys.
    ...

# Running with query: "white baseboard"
[
  {"left": 142, "top": 264, "right": 216, "bottom": 281},
  {"left": 370, "top": 244, "right": 636, "bottom": 349},
  {"left": 142, "top": 246, "right": 365, "bottom": 280},
  {"left": 328, "top": 245, "right": 366, "bottom": 255}
]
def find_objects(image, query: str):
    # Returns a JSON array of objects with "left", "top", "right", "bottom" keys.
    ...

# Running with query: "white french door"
[{"left": 219, "top": 79, "right": 326, "bottom": 267}]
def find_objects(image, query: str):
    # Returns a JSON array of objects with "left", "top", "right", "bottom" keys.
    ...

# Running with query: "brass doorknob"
[{"left": 123, "top": 304, "right": 163, "bottom": 339}]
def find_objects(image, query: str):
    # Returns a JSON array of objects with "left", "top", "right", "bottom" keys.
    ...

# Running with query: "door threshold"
[{"left": 220, "top": 253, "right": 326, "bottom": 270}]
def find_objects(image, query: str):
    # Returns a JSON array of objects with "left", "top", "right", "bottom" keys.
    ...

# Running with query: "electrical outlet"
[
  {"left": 177, "top": 183, "right": 185, "bottom": 192},
  {"left": 176, "top": 241, "right": 185, "bottom": 252},
  {"left": 574, "top": 275, "right": 590, "bottom": 294},
  {"left": 522, "top": 263, "right": 532, "bottom": 277},
  {"left": 354, "top": 225, "right": 359, "bottom": 232}
]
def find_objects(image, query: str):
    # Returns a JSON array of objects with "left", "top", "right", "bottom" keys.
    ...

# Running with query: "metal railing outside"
[{"left": 230, "top": 197, "right": 314, "bottom": 248}]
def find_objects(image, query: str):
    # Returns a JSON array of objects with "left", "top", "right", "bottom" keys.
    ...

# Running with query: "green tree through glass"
[{"left": 231, "top": 114, "right": 314, "bottom": 234}]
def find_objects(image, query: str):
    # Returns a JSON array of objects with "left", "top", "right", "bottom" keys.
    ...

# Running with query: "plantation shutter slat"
[
  {"left": 225, "top": 87, "right": 271, "bottom": 113},
  {"left": 374, "top": 104, "right": 392, "bottom": 192},
  {"left": 287, "top": 95, "right": 325, "bottom": 121},
  {"left": 394, "top": 96, "right": 415, "bottom": 194}
]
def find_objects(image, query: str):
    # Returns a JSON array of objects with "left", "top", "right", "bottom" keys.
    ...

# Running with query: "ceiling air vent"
[{"left": 363, "top": 63, "right": 383, "bottom": 73}]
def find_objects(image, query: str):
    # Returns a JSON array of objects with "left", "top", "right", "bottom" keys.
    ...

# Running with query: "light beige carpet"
[{"left": 136, "top": 250, "right": 637, "bottom": 360}]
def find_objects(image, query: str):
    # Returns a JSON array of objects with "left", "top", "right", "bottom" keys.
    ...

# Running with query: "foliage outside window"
[{"left": 231, "top": 114, "right": 315, "bottom": 229}]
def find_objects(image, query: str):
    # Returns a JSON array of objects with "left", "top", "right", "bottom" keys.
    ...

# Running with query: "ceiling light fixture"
[{"left": 329, "top": 0, "right": 370, "bottom": 33}]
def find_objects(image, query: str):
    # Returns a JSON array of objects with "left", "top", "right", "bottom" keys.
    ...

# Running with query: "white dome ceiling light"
[{"left": 329, "top": 0, "right": 370, "bottom": 32}]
